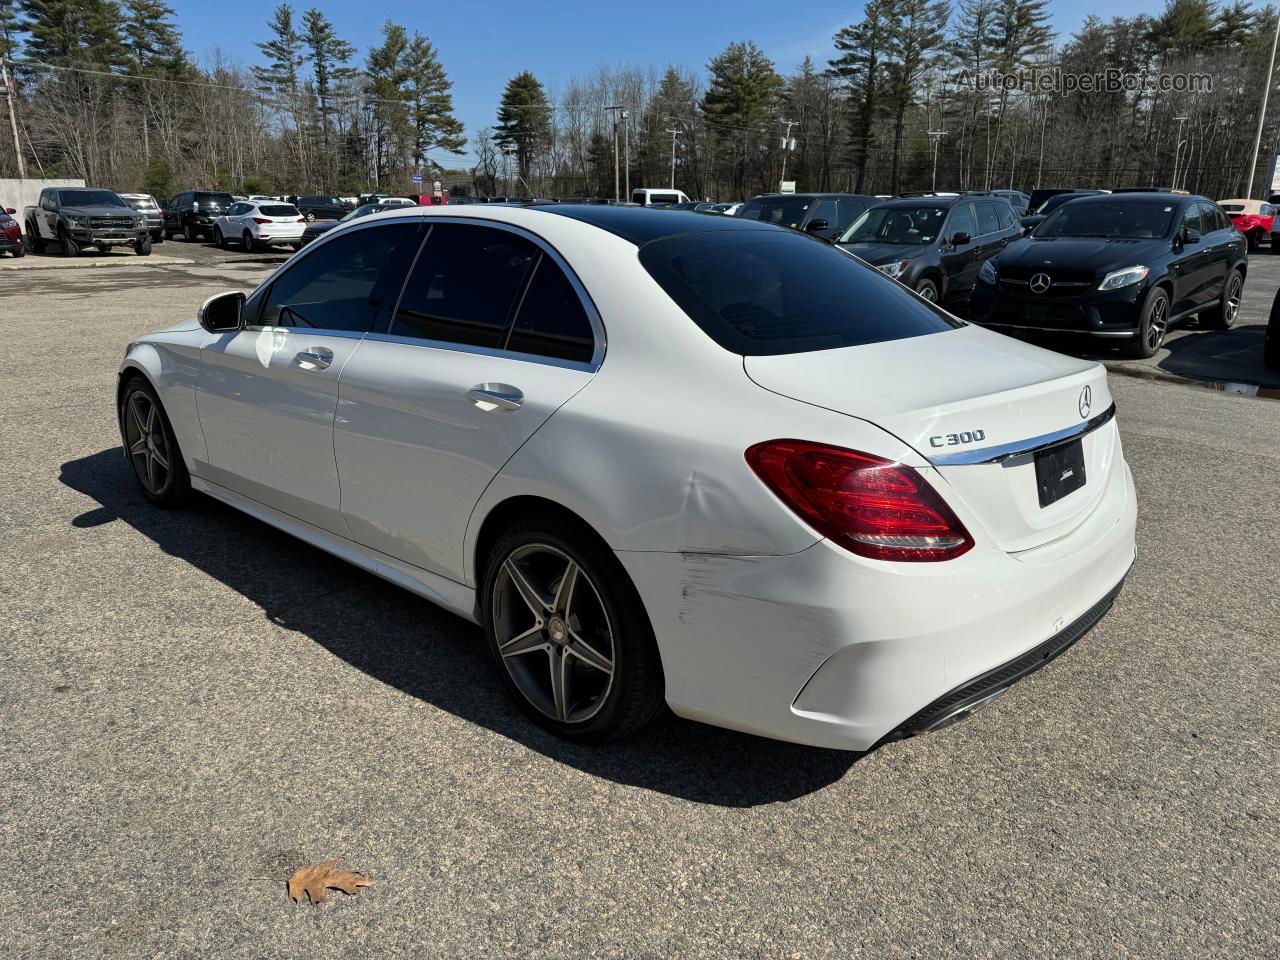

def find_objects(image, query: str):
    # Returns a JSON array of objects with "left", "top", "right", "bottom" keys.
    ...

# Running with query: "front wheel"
[
  {"left": 11, "top": 245, "right": 24, "bottom": 258},
  {"left": 118, "top": 377, "right": 190, "bottom": 506},
  {"left": 305, "top": 211, "right": 316, "bottom": 222},
  {"left": 915, "top": 278, "right": 940, "bottom": 302},
  {"left": 59, "top": 230, "right": 80, "bottom": 257},
  {"left": 1122, "top": 285, "right": 1170, "bottom": 359},
  {"left": 214, "top": 227, "right": 227, "bottom": 249},
  {"left": 135, "top": 236, "right": 152, "bottom": 256},
  {"left": 481, "top": 517, "right": 664, "bottom": 742},
  {"left": 1206, "top": 269, "right": 1242, "bottom": 330}
]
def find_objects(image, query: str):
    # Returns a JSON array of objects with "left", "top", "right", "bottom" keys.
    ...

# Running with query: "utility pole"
[
  {"left": 0, "top": 59, "right": 26, "bottom": 180},
  {"left": 666, "top": 128, "right": 680, "bottom": 188},
  {"left": 1248, "top": 11, "right": 1280, "bottom": 198},
  {"left": 1171, "top": 116, "right": 1189, "bottom": 190},
  {"left": 604, "top": 105, "right": 622, "bottom": 201},
  {"left": 778, "top": 118, "right": 797, "bottom": 190},
  {"left": 928, "top": 130, "right": 947, "bottom": 193},
  {"left": 622, "top": 109, "right": 630, "bottom": 201}
]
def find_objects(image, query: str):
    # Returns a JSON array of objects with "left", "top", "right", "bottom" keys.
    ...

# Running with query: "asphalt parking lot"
[{"left": 1, "top": 253, "right": 1277, "bottom": 958}]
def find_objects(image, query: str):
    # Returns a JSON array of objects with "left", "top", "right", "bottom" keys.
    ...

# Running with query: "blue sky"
[{"left": 172, "top": 0, "right": 1170, "bottom": 164}]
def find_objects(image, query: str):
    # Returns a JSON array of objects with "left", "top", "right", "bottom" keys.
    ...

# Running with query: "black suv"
[
  {"left": 290, "top": 195, "right": 352, "bottom": 221},
  {"left": 835, "top": 194, "right": 1021, "bottom": 305},
  {"left": 969, "top": 193, "right": 1247, "bottom": 358},
  {"left": 734, "top": 193, "right": 876, "bottom": 241},
  {"left": 164, "top": 190, "right": 235, "bottom": 241}
]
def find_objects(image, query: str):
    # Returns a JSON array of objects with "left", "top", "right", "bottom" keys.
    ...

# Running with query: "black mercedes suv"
[
  {"left": 968, "top": 193, "right": 1246, "bottom": 358},
  {"left": 164, "top": 190, "right": 235, "bottom": 241},
  {"left": 835, "top": 194, "right": 1022, "bottom": 305}
]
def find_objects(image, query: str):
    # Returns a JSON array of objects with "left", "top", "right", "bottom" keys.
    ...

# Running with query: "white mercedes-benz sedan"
[{"left": 117, "top": 204, "right": 1136, "bottom": 750}]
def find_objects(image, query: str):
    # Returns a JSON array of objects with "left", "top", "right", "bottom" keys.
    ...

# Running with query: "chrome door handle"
[
  {"left": 295, "top": 349, "right": 332, "bottom": 369},
  {"left": 466, "top": 383, "right": 523, "bottom": 411}
]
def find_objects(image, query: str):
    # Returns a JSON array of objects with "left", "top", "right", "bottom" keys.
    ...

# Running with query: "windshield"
[
  {"left": 341, "top": 204, "right": 386, "bottom": 221},
  {"left": 839, "top": 206, "right": 946, "bottom": 245},
  {"left": 60, "top": 190, "right": 125, "bottom": 207},
  {"left": 639, "top": 231, "right": 961, "bottom": 356},
  {"left": 1036, "top": 201, "right": 1177, "bottom": 239},
  {"left": 736, "top": 196, "right": 816, "bottom": 229}
]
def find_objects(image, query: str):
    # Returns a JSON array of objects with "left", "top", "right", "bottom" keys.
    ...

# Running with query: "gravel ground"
[{"left": 0, "top": 254, "right": 1276, "bottom": 959}]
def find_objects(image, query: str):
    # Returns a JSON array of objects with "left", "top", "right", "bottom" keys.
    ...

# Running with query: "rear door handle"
[
  {"left": 467, "top": 383, "right": 523, "bottom": 411},
  {"left": 295, "top": 348, "right": 333, "bottom": 369}
]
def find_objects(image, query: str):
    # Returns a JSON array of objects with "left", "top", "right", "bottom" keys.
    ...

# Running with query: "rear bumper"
[{"left": 618, "top": 455, "right": 1137, "bottom": 751}]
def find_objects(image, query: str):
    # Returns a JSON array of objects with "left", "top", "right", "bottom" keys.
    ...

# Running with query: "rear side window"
[
  {"left": 504, "top": 256, "right": 595, "bottom": 363},
  {"left": 837, "top": 197, "right": 867, "bottom": 230},
  {"left": 639, "top": 231, "right": 961, "bottom": 356},
  {"left": 261, "top": 223, "right": 417, "bottom": 331},
  {"left": 975, "top": 202, "right": 1000, "bottom": 235},
  {"left": 390, "top": 223, "right": 538, "bottom": 348}
]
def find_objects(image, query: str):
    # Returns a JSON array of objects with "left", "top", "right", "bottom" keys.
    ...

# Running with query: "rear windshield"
[
  {"left": 259, "top": 205, "right": 299, "bottom": 217},
  {"left": 196, "top": 192, "right": 234, "bottom": 206},
  {"left": 1219, "top": 203, "right": 1245, "bottom": 212},
  {"left": 1037, "top": 201, "right": 1177, "bottom": 239},
  {"left": 736, "top": 196, "right": 815, "bottom": 229},
  {"left": 639, "top": 231, "right": 961, "bottom": 356},
  {"left": 60, "top": 189, "right": 125, "bottom": 207},
  {"left": 123, "top": 197, "right": 157, "bottom": 210}
]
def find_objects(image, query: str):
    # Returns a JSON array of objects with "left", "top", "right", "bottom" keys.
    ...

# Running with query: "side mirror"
[
  {"left": 805, "top": 218, "right": 830, "bottom": 234},
  {"left": 1182, "top": 228, "right": 1201, "bottom": 245},
  {"left": 197, "top": 291, "right": 245, "bottom": 333},
  {"left": 951, "top": 231, "right": 971, "bottom": 246}
]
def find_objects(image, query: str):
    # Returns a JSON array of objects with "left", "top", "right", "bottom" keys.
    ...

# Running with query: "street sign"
[
  {"left": 780, "top": 181, "right": 796, "bottom": 194},
  {"left": 411, "top": 174, "right": 423, "bottom": 183}
]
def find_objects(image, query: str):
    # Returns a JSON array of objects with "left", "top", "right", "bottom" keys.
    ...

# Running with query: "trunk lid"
[{"left": 743, "top": 325, "right": 1118, "bottom": 553}]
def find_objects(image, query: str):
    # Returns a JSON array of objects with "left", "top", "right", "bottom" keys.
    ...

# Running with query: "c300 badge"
[{"left": 929, "top": 429, "right": 987, "bottom": 448}]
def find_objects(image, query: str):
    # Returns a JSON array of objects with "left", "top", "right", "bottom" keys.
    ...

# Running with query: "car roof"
[
  {"left": 872, "top": 195, "right": 972, "bottom": 208},
  {"left": 1064, "top": 192, "right": 1196, "bottom": 204},
  {"left": 533, "top": 203, "right": 780, "bottom": 244}
]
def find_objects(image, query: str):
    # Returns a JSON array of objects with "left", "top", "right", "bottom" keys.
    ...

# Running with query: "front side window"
[
  {"left": 806, "top": 198, "right": 838, "bottom": 227},
  {"left": 1182, "top": 204, "right": 1204, "bottom": 236},
  {"left": 389, "top": 223, "right": 538, "bottom": 348},
  {"left": 261, "top": 223, "right": 417, "bottom": 331},
  {"left": 640, "top": 230, "right": 961, "bottom": 357},
  {"left": 505, "top": 256, "right": 595, "bottom": 363},
  {"left": 944, "top": 203, "right": 976, "bottom": 239}
]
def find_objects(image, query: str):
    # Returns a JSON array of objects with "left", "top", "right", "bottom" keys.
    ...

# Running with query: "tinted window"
[
  {"left": 639, "top": 231, "right": 961, "bottom": 357},
  {"left": 390, "top": 223, "right": 538, "bottom": 347},
  {"left": 946, "top": 202, "right": 976, "bottom": 238},
  {"left": 1182, "top": 204, "right": 1204, "bottom": 236},
  {"left": 841, "top": 205, "right": 946, "bottom": 245},
  {"left": 1038, "top": 201, "right": 1177, "bottom": 239},
  {"left": 259, "top": 205, "right": 299, "bottom": 217},
  {"left": 1199, "top": 202, "right": 1223, "bottom": 232},
  {"left": 262, "top": 223, "right": 416, "bottom": 331},
  {"left": 975, "top": 201, "right": 1000, "bottom": 235},
  {"left": 505, "top": 256, "right": 595, "bottom": 363},
  {"left": 836, "top": 197, "right": 867, "bottom": 230},
  {"left": 806, "top": 198, "right": 838, "bottom": 227},
  {"left": 995, "top": 201, "right": 1018, "bottom": 229},
  {"left": 737, "top": 195, "right": 814, "bottom": 229},
  {"left": 195, "top": 192, "right": 234, "bottom": 207},
  {"left": 60, "top": 189, "right": 125, "bottom": 207}
]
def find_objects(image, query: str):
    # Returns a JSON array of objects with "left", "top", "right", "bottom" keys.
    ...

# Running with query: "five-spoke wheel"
[{"left": 118, "top": 378, "right": 189, "bottom": 506}]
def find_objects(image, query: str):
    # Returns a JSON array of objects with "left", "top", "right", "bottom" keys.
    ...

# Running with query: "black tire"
[
  {"left": 11, "top": 245, "right": 24, "bottom": 258},
  {"left": 1265, "top": 288, "right": 1280, "bottom": 371},
  {"left": 135, "top": 236, "right": 152, "bottom": 256},
  {"left": 118, "top": 376, "right": 191, "bottom": 507},
  {"left": 153, "top": 232, "right": 164, "bottom": 244},
  {"left": 1122, "top": 284, "right": 1170, "bottom": 359},
  {"left": 1205, "top": 268, "right": 1242, "bottom": 330},
  {"left": 25, "top": 223, "right": 45, "bottom": 253},
  {"left": 915, "top": 277, "right": 940, "bottom": 302},
  {"left": 481, "top": 516, "right": 664, "bottom": 742},
  {"left": 183, "top": 224, "right": 196, "bottom": 242},
  {"left": 1271, "top": 235, "right": 1280, "bottom": 254},
  {"left": 242, "top": 230, "right": 257, "bottom": 253},
  {"left": 214, "top": 227, "right": 227, "bottom": 249},
  {"left": 305, "top": 211, "right": 316, "bottom": 222},
  {"left": 1247, "top": 229, "right": 1261, "bottom": 252},
  {"left": 59, "top": 229, "right": 80, "bottom": 257}
]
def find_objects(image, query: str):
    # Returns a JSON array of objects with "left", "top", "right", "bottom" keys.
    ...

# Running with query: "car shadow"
[
  {"left": 60, "top": 448, "right": 861, "bottom": 807},
  {"left": 1154, "top": 322, "right": 1278, "bottom": 388}
]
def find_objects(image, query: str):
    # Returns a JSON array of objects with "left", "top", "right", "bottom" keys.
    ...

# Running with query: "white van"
[{"left": 631, "top": 188, "right": 691, "bottom": 206}]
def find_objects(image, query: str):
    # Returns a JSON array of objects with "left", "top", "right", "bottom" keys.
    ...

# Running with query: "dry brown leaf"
[{"left": 287, "top": 860, "right": 376, "bottom": 904}]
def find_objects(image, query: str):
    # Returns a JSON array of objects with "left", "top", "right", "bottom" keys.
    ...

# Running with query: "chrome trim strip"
[
  {"left": 362, "top": 331, "right": 599, "bottom": 373},
  {"left": 974, "top": 321, "right": 1136, "bottom": 338},
  {"left": 927, "top": 402, "right": 1116, "bottom": 466}
]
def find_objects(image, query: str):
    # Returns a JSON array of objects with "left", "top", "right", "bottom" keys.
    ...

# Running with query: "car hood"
[
  {"left": 303, "top": 221, "right": 340, "bottom": 236},
  {"left": 997, "top": 235, "right": 1168, "bottom": 277},
  {"left": 836, "top": 241, "right": 930, "bottom": 266},
  {"left": 61, "top": 205, "right": 139, "bottom": 217}
]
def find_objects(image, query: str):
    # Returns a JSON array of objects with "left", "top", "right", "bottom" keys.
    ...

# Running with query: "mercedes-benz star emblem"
[
  {"left": 1029, "top": 272, "right": 1051, "bottom": 294},
  {"left": 1078, "top": 384, "right": 1092, "bottom": 419}
]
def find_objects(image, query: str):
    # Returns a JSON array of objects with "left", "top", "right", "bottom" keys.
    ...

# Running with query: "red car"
[
  {"left": 0, "top": 204, "right": 24, "bottom": 257},
  {"left": 1218, "top": 198, "right": 1275, "bottom": 251}
]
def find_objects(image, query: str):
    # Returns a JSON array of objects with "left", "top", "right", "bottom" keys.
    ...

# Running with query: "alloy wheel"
[
  {"left": 1146, "top": 295, "right": 1168, "bottom": 352},
  {"left": 122, "top": 390, "right": 171, "bottom": 495},
  {"left": 1224, "top": 276, "right": 1241, "bottom": 324},
  {"left": 491, "top": 543, "right": 615, "bottom": 724}
]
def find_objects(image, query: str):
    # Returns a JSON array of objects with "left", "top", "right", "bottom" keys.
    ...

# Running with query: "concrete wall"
[{"left": 0, "top": 178, "right": 86, "bottom": 214}]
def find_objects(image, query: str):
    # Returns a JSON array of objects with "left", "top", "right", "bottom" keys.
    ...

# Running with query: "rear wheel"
[
  {"left": 118, "top": 377, "right": 190, "bottom": 506},
  {"left": 1247, "top": 229, "right": 1262, "bottom": 252},
  {"left": 242, "top": 230, "right": 257, "bottom": 253},
  {"left": 183, "top": 224, "right": 196, "bottom": 242},
  {"left": 305, "top": 211, "right": 316, "bottom": 222},
  {"left": 1205, "top": 269, "right": 1242, "bottom": 330},
  {"left": 11, "top": 244, "right": 24, "bottom": 258},
  {"left": 25, "top": 223, "right": 45, "bottom": 253},
  {"left": 915, "top": 278, "right": 940, "bottom": 302},
  {"left": 1122, "top": 285, "right": 1169, "bottom": 359},
  {"left": 481, "top": 517, "right": 664, "bottom": 742}
]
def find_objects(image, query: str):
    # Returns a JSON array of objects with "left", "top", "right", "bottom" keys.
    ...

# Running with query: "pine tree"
[
  {"left": 121, "top": 0, "right": 190, "bottom": 77},
  {"left": 702, "top": 41, "right": 782, "bottom": 197},
  {"left": 301, "top": 7, "right": 355, "bottom": 149},
  {"left": 830, "top": 0, "right": 894, "bottom": 193},
  {"left": 20, "top": 0, "right": 127, "bottom": 64},
  {"left": 0, "top": 0, "right": 22, "bottom": 60},
  {"left": 404, "top": 33, "right": 465, "bottom": 172},
  {"left": 1215, "top": 1, "right": 1258, "bottom": 46},
  {"left": 366, "top": 21, "right": 412, "bottom": 187},
  {"left": 882, "top": 0, "right": 951, "bottom": 194},
  {"left": 254, "top": 4, "right": 304, "bottom": 95},
  {"left": 494, "top": 71, "right": 550, "bottom": 190}
]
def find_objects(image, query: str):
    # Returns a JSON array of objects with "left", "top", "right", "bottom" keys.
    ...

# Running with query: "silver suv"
[{"left": 118, "top": 193, "right": 165, "bottom": 243}]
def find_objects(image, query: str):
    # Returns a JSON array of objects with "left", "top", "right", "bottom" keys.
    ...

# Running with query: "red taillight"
[
  {"left": 297, "top": 217, "right": 306, "bottom": 222},
  {"left": 252, "top": 217, "right": 272, "bottom": 224},
  {"left": 745, "top": 440, "right": 974, "bottom": 562}
]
